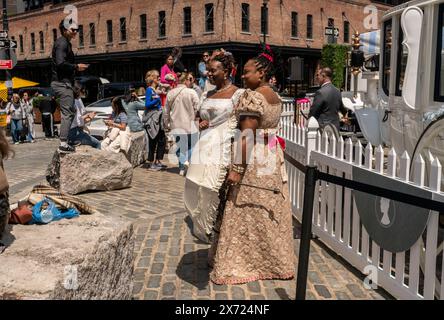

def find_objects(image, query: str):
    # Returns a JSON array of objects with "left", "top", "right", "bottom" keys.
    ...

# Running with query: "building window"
[
  {"left": 30, "top": 32, "right": 35, "bottom": 52},
  {"left": 106, "top": 20, "right": 113, "bottom": 43},
  {"left": 19, "top": 35, "right": 24, "bottom": 53},
  {"left": 307, "top": 14, "right": 313, "bottom": 39},
  {"left": 89, "top": 23, "right": 96, "bottom": 46},
  {"left": 327, "top": 18, "right": 336, "bottom": 44},
  {"left": 52, "top": 28, "right": 57, "bottom": 43},
  {"left": 120, "top": 17, "right": 127, "bottom": 42},
  {"left": 140, "top": 14, "right": 147, "bottom": 39},
  {"left": 183, "top": 7, "right": 192, "bottom": 35},
  {"left": 343, "top": 21, "right": 350, "bottom": 43},
  {"left": 291, "top": 12, "right": 298, "bottom": 38},
  {"left": 205, "top": 3, "right": 214, "bottom": 33},
  {"left": 261, "top": 4, "right": 268, "bottom": 35},
  {"left": 241, "top": 3, "right": 250, "bottom": 33},
  {"left": 159, "top": 11, "right": 166, "bottom": 38},
  {"left": 39, "top": 31, "right": 44, "bottom": 51},
  {"left": 78, "top": 25, "right": 84, "bottom": 47},
  {"left": 382, "top": 19, "right": 392, "bottom": 96}
]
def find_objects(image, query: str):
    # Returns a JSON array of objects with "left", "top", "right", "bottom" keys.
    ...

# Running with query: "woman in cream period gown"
[{"left": 184, "top": 50, "right": 243, "bottom": 244}]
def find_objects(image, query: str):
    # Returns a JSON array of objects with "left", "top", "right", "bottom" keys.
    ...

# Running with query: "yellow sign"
[{"left": 0, "top": 112, "right": 7, "bottom": 127}]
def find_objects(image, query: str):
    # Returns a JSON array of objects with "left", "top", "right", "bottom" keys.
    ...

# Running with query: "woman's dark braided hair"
[
  {"left": 253, "top": 44, "right": 276, "bottom": 82},
  {"left": 210, "top": 49, "right": 236, "bottom": 74}
]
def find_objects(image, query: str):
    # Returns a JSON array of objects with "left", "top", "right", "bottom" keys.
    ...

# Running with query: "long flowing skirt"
[
  {"left": 184, "top": 119, "right": 235, "bottom": 243},
  {"left": 210, "top": 145, "right": 296, "bottom": 284}
]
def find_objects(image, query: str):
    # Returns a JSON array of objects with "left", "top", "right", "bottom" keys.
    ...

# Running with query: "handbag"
[{"left": 20, "top": 118, "right": 29, "bottom": 138}]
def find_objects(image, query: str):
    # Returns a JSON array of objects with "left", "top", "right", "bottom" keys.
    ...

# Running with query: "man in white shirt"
[{"left": 165, "top": 72, "right": 200, "bottom": 176}]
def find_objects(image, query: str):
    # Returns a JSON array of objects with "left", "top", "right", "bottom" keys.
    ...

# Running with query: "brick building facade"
[{"left": 2, "top": 0, "right": 398, "bottom": 90}]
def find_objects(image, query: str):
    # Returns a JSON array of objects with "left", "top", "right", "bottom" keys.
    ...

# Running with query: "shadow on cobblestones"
[{"left": 176, "top": 249, "right": 211, "bottom": 291}]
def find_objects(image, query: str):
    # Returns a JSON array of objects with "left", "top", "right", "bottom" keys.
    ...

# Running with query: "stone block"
[
  {"left": 0, "top": 213, "right": 135, "bottom": 299},
  {"left": 46, "top": 146, "right": 133, "bottom": 195},
  {"left": 125, "top": 131, "right": 148, "bottom": 167}
]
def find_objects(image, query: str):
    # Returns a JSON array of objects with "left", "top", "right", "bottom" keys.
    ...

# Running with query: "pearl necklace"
[{"left": 216, "top": 83, "right": 233, "bottom": 93}]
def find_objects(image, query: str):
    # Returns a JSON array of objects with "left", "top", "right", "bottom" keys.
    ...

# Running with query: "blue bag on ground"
[{"left": 30, "top": 198, "right": 79, "bottom": 224}]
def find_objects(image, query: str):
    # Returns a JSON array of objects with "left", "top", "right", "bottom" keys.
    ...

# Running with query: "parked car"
[
  {"left": 74, "top": 75, "right": 110, "bottom": 106},
  {"left": 86, "top": 96, "right": 146, "bottom": 139}
]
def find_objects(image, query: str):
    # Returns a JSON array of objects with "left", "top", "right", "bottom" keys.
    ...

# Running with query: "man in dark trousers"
[
  {"left": 51, "top": 19, "right": 89, "bottom": 153},
  {"left": 38, "top": 95, "right": 57, "bottom": 139},
  {"left": 308, "top": 67, "right": 348, "bottom": 131}
]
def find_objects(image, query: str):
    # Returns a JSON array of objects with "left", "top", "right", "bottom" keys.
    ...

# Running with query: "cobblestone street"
[{"left": 3, "top": 129, "right": 391, "bottom": 300}]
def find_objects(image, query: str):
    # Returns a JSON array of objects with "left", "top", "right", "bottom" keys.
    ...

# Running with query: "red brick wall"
[{"left": 6, "top": 0, "right": 391, "bottom": 61}]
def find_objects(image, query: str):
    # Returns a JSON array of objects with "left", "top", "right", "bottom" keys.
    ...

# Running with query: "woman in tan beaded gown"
[{"left": 209, "top": 51, "right": 296, "bottom": 285}]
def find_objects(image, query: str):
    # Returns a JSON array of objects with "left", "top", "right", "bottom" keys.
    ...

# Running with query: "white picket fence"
[{"left": 280, "top": 108, "right": 444, "bottom": 300}]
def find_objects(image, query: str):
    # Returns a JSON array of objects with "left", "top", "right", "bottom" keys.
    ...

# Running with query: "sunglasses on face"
[{"left": 203, "top": 55, "right": 209, "bottom": 57}]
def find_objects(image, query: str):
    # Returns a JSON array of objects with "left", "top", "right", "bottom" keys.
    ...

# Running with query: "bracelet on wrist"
[{"left": 232, "top": 164, "right": 245, "bottom": 175}]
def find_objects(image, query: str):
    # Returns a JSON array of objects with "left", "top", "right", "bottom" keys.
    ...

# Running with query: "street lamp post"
[{"left": 262, "top": 0, "right": 269, "bottom": 46}]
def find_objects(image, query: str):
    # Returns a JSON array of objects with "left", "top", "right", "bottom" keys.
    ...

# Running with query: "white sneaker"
[
  {"left": 179, "top": 169, "right": 185, "bottom": 176},
  {"left": 184, "top": 161, "right": 190, "bottom": 168}
]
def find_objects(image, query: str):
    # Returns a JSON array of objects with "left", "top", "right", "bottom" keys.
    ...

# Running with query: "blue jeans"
[
  {"left": 68, "top": 127, "right": 101, "bottom": 149},
  {"left": 10, "top": 119, "right": 23, "bottom": 143},
  {"left": 174, "top": 133, "right": 197, "bottom": 170}
]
